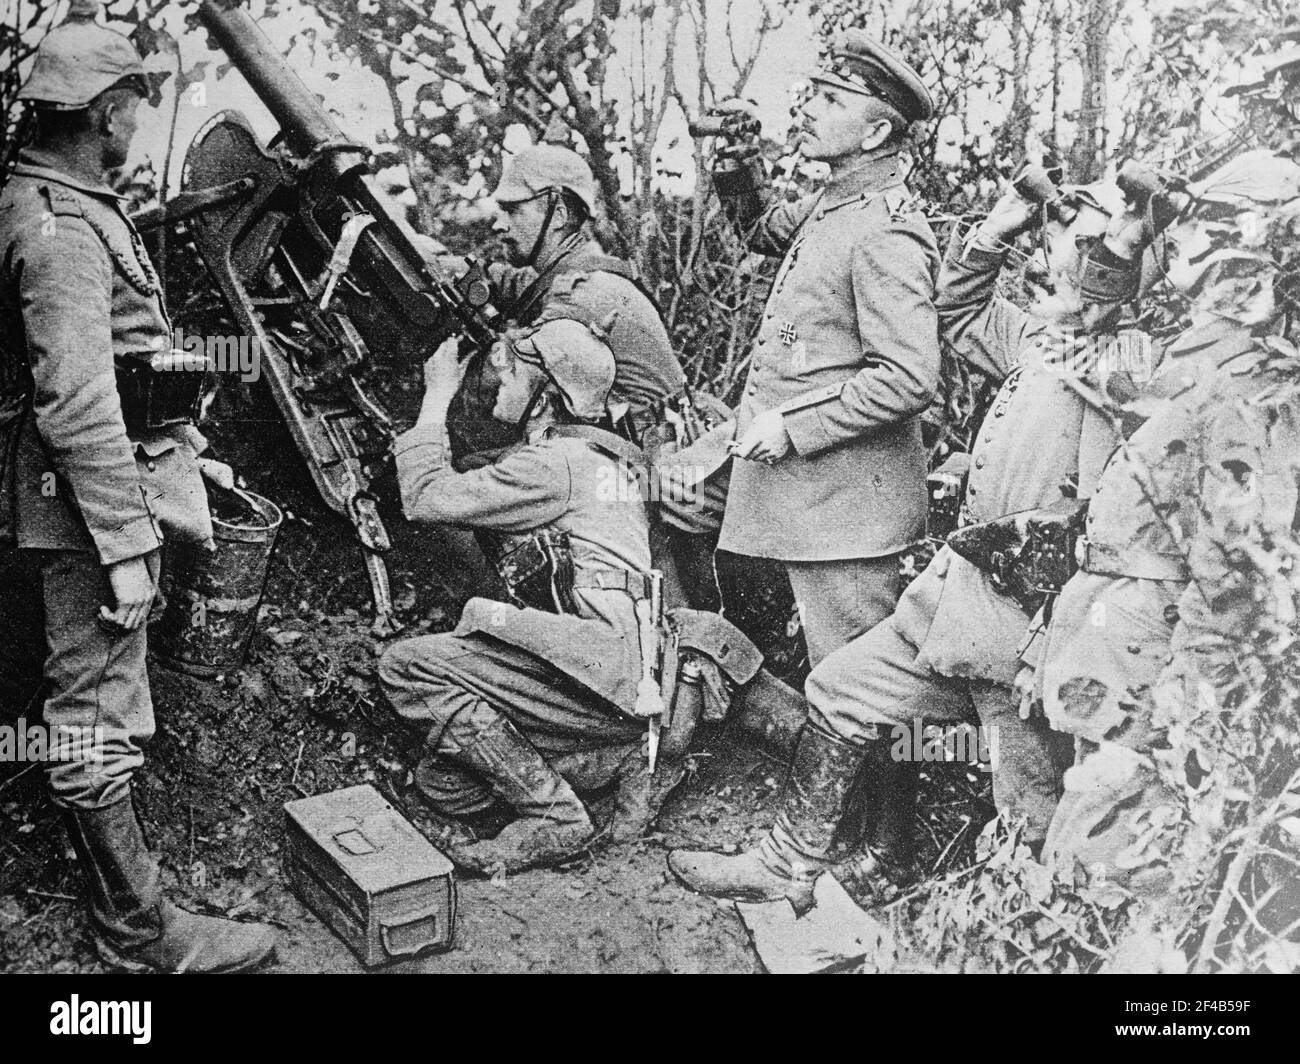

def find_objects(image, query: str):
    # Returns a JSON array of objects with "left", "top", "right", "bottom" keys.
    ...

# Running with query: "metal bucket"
[{"left": 152, "top": 487, "right": 283, "bottom": 678}]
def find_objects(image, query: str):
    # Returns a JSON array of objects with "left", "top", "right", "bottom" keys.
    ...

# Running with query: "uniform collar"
[
  {"left": 822, "top": 152, "right": 904, "bottom": 209},
  {"left": 13, "top": 148, "right": 126, "bottom": 201}
]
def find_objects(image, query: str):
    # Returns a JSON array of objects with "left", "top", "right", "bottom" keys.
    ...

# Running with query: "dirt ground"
[{"left": 0, "top": 392, "right": 990, "bottom": 974}]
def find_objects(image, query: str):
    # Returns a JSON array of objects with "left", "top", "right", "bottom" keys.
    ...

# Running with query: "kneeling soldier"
[{"left": 381, "top": 319, "right": 740, "bottom": 873}]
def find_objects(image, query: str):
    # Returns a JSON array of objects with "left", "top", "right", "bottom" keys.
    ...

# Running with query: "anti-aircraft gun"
[{"left": 134, "top": 0, "right": 497, "bottom": 635}]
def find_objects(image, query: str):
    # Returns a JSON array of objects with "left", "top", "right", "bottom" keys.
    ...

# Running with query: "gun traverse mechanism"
[{"left": 153, "top": 0, "right": 497, "bottom": 635}]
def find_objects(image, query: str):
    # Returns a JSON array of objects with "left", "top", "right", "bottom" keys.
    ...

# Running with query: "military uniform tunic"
[
  {"left": 490, "top": 239, "right": 687, "bottom": 420},
  {"left": 719, "top": 153, "right": 940, "bottom": 562},
  {"left": 379, "top": 416, "right": 650, "bottom": 802},
  {"left": 1039, "top": 322, "right": 1300, "bottom": 888},
  {"left": 0, "top": 150, "right": 212, "bottom": 809}
]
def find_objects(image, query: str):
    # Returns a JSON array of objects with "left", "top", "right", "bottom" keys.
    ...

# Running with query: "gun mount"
[{"left": 139, "top": 0, "right": 497, "bottom": 634}]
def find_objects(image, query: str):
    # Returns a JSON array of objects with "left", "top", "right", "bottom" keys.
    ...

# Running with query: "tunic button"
[
  {"left": 974, "top": 456, "right": 986, "bottom": 470},
  {"left": 146, "top": 461, "right": 157, "bottom": 472}
]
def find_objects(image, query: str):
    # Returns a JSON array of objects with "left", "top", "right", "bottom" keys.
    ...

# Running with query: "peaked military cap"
[{"left": 811, "top": 31, "right": 934, "bottom": 124}]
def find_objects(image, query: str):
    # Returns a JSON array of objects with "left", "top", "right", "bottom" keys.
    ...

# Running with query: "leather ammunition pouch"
[
  {"left": 115, "top": 358, "right": 206, "bottom": 434},
  {"left": 655, "top": 609, "right": 764, "bottom": 763},
  {"left": 947, "top": 500, "right": 1088, "bottom": 613},
  {"left": 481, "top": 529, "right": 577, "bottom": 614}
]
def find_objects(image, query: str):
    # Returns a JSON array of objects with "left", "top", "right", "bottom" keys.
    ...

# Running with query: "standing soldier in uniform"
[
  {"left": 380, "top": 319, "right": 763, "bottom": 874},
  {"left": 702, "top": 33, "right": 940, "bottom": 670},
  {"left": 0, "top": 2, "right": 275, "bottom": 971},
  {"left": 669, "top": 166, "right": 1164, "bottom": 909}
]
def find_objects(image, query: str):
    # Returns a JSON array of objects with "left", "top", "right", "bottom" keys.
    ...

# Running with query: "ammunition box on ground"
[{"left": 284, "top": 784, "right": 456, "bottom": 967}]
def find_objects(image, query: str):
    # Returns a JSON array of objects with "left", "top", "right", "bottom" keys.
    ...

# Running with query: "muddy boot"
[
  {"left": 667, "top": 722, "right": 863, "bottom": 914},
  {"left": 841, "top": 740, "right": 921, "bottom": 906},
  {"left": 608, "top": 746, "right": 687, "bottom": 842},
  {"left": 62, "top": 793, "right": 276, "bottom": 973},
  {"left": 729, "top": 668, "right": 808, "bottom": 761},
  {"left": 446, "top": 715, "right": 595, "bottom": 876}
]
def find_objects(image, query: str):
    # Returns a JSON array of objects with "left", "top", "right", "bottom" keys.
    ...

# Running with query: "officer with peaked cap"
[
  {"left": 0, "top": 0, "right": 275, "bottom": 971},
  {"left": 698, "top": 31, "right": 940, "bottom": 670},
  {"left": 663, "top": 33, "right": 940, "bottom": 902}
]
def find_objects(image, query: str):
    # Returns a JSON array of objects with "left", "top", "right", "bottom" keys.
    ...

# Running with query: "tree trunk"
[{"left": 1070, "top": 0, "right": 1115, "bottom": 182}]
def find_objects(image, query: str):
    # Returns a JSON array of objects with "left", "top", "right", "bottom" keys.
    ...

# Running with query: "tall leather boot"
[
  {"left": 667, "top": 722, "right": 864, "bottom": 914},
  {"left": 62, "top": 792, "right": 276, "bottom": 973},
  {"left": 728, "top": 668, "right": 808, "bottom": 761},
  {"left": 446, "top": 714, "right": 595, "bottom": 875},
  {"left": 839, "top": 739, "right": 921, "bottom": 905},
  {"left": 608, "top": 747, "right": 687, "bottom": 842}
]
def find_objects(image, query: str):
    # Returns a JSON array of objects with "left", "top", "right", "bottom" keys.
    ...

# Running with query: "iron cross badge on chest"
[{"left": 779, "top": 322, "right": 808, "bottom": 369}]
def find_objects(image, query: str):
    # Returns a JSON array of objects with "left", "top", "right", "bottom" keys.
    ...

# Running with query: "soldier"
[
  {"left": 444, "top": 142, "right": 724, "bottom": 610},
  {"left": 698, "top": 32, "right": 941, "bottom": 669},
  {"left": 1032, "top": 153, "right": 1300, "bottom": 892},
  {"left": 0, "top": 1, "right": 275, "bottom": 971},
  {"left": 669, "top": 168, "right": 1164, "bottom": 910},
  {"left": 379, "top": 318, "right": 762, "bottom": 874}
]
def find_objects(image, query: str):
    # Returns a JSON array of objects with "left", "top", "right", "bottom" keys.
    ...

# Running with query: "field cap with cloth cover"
[
  {"left": 492, "top": 144, "right": 598, "bottom": 215},
  {"left": 810, "top": 31, "right": 934, "bottom": 124},
  {"left": 18, "top": 0, "right": 147, "bottom": 109},
  {"left": 507, "top": 318, "right": 616, "bottom": 421}
]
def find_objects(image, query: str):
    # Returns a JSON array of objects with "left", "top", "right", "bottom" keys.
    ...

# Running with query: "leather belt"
[{"left": 573, "top": 568, "right": 653, "bottom": 600}]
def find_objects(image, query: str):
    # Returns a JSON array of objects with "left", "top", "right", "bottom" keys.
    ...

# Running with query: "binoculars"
[
  {"left": 688, "top": 113, "right": 762, "bottom": 140},
  {"left": 1012, "top": 160, "right": 1079, "bottom": 224}
]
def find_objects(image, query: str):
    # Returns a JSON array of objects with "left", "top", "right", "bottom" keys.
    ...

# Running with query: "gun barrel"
[{"left": 198, "top": 1, "right": 348, "bottom": 161}]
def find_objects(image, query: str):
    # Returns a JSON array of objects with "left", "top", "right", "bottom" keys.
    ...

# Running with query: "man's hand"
[
  {"left": 198, "top": 457, "right": 235, "bottom": 492},
  {"left": 978, "top": 186, "right": 1040, "bottom": 246},
  {"left": 1013, "top": 664, "right": 1040, "bottom": 721},
  {"left": 424, "top": 336, "right": 467, "bottom": 398},
  {"left": 729, "top": 410, "right": 793, "bottom": 464},
  {"left": 100, "top": 554, "right": 157, "bottom": 633}
]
